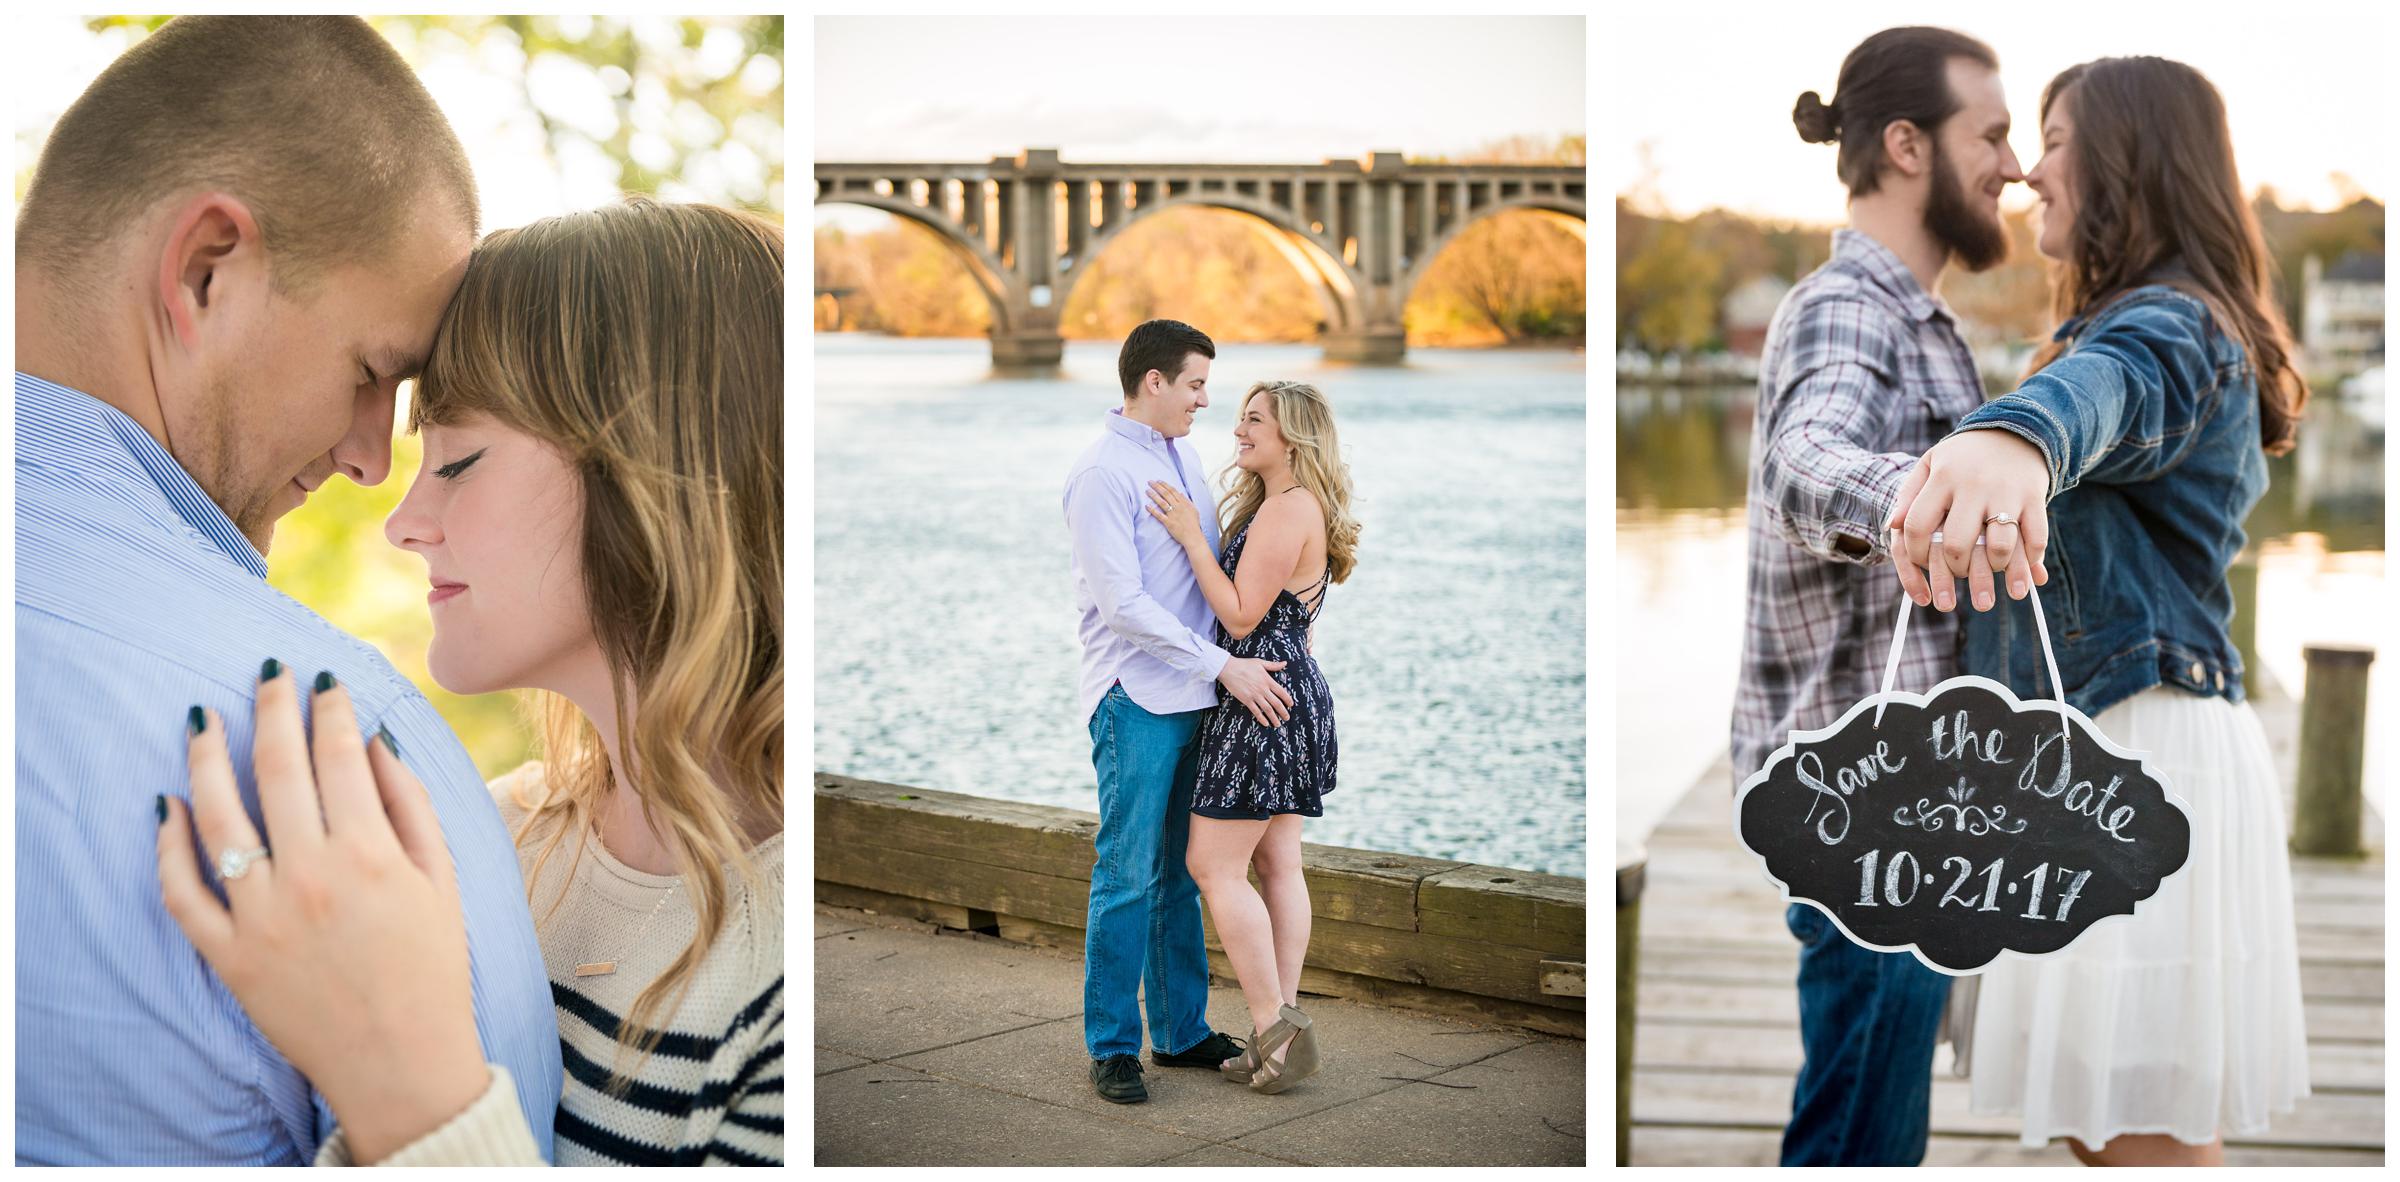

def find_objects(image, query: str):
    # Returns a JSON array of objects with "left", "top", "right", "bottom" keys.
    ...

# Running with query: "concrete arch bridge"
[{"left": 815, "top": 148, "right": 1586, "bottom": 368}]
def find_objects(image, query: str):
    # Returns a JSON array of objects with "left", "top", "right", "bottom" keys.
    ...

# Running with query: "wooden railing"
[{"left": 815, "top": 772, "right": 1586, "bottom": 1037}]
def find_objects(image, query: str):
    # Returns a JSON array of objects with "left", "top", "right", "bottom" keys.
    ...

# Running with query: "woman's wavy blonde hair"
[
  {"left": 1215, "top": 380, "right": 1361, "bottom": 583},
  {"left": 411, "top": 195, "right": 783, "bottom": 1091}
]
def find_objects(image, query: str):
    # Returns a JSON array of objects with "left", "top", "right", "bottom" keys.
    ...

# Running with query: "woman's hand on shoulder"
[
  {"left": 1144, "top": 481, "right": 1208, "bottom": 549},
  {"left": 155, "top": 667, "right": 491, "bottom": 1164}
]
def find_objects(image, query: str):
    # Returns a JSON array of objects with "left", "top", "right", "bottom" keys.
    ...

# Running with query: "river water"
[
  {"left": 815, "top": 335, "right": 1588, "bottom": 877},
  {"left": 1616, "top": 382, "right": 2389, "bottom": 846}
]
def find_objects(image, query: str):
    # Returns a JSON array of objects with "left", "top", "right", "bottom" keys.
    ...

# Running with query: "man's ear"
[
  {"left": 155, "top": 192, "right": 264, "bottom": 351},
  {"left": 1880, "top": 118, "right": 1930, "bottom": 181}
]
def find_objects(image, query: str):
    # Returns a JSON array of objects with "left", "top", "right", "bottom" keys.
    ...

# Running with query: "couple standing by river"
[
  {"left": 1061, "top": 319, "right": 1362, "bottom": 1103},
  {"left": 1737, "top": 26, "right": 2310, "bottom": 1167}
]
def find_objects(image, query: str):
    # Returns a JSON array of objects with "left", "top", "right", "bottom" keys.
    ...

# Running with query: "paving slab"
[
  {"left": 816, "top": 922, "right": 1084, "bottom": 1060},
  {"left": 815, "top": 910, "right": 869, "bottom": 939},
  {"left": 815, "top": 1047, "right": 872, "bottom": 1076},
  {"left": 1228, "top": 1037, "right": 1587, "bottom": 1166},
  {"left": 887, "top": 940, "right": 1549, "bottom": 1143},
  {"left": 815, "top": 904, "right": 1587, "bottom": 1167},
  {"left": 1147, "top": 1141, "right": 1303, "bottom": 1167},
  {"left": 815, "top": 1059, "right": 1210, "bottom": 1166}
]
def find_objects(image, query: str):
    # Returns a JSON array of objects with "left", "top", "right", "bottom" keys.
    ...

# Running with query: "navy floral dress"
[{"left": 1189, "top": 520, "right": 1337, "bottom": 819}]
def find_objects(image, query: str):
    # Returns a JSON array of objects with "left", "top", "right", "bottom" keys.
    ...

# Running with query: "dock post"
[
  {"left": 2229, "top": 550, "right": 2259, "bottom": 699},
  {"left": 1616, "top": 846, "right": 1645, "bottom": 1166},
  {"left": 2291, "top": 643, "right": 2375, "bottom": 858}
]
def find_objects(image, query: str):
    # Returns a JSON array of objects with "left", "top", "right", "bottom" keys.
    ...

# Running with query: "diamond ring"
[
  {"left": 1985, "top": 511, "right": 2017, "bottom": 526},
  {"left": 218, "top": 845, "right": 271, "bottom": 881}
]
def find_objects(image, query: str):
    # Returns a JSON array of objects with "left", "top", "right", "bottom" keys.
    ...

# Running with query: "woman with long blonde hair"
[
  {"left": 153, "top": 195, "right": 783, "bottom": 1164},
  {"left": 1144, "top": 378, "right": 1360, "bottom": 1094}
]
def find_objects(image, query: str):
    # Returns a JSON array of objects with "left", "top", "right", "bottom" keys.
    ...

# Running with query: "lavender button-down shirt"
[{"left": 1063, "top": 407, "right": 1230, "bottom": 721}]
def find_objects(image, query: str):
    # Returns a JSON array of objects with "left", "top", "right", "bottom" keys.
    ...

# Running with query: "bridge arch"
[
  {"left": 1056, "top": 191, "right": 1366, "bottom": 338},
  {"left": 1398, "top": 196, "right": 1588, "bottom": 311},
  {"left": 816, "top": 153, "right": 1588, "bottom": 367},
  {"left": 811, "top": 194, "right": 1020, "bottom": 337}
]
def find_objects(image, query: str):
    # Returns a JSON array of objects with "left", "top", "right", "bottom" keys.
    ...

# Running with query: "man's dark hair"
[
  {"left": 1117, "top": 319, "right": 1215, "bottom": 399},
  {"left": 17, "top": 16, "right": 478, "bottom": 303},
  {"left": 1793, "top": 26, "right": 1998, "bottom": 197}
]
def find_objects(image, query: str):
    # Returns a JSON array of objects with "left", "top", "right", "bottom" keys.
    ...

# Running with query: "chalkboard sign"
[{"left": 1735, "top": 675, "right": 2192, "bottom": 975}]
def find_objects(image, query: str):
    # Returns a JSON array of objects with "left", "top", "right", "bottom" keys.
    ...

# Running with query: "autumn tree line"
[{"left": 1617, "top": 192, "right": 2384, "bottom": 367}]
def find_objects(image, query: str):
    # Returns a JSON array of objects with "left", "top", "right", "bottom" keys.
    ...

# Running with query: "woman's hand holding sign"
[{"left": 1888, "top": 428, "right": 2053, "bottom": 613}]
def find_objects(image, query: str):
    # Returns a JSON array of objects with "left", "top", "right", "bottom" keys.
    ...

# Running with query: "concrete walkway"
[{"left": 814, "top": 904, "right": 1587, "bottom": 1166}]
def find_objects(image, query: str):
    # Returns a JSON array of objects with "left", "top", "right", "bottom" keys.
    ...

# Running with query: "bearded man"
[{"left": 1732, "top": 24, "right": 2023, "bottom": 1168}]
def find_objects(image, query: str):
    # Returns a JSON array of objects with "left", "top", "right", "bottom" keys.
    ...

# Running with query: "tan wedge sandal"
[
  {"left": 1248, "top": 1004, "right": 1319, "bottom": 1094},
  {"left": 1219, "top": 1034, "right": 1259, "bottom": 1084}
]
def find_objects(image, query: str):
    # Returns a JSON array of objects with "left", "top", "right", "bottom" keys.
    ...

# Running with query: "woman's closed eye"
[{"left": 433, "top": 448, "right": 488, "bottom": 480}]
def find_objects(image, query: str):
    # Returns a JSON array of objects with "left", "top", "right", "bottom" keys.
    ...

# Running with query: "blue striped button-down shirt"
[{"left": 14, "top": 373, "right": 561, "bottom": 1164}]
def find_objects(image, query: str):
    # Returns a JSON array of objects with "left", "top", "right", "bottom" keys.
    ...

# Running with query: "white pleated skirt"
[{"left": 1966, "top": 684, "right": 2311, "bottom": 1148}]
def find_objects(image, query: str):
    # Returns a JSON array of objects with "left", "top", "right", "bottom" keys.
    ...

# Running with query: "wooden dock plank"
[
  {"left": 1637, "top": 978, "right": 2384, "bottom": 1043},
  {"left": 1637, "top": 939, "right": 2382, "bottom": 1000},
  {"left": 1630, "top": 1125, "right": 2385, "bottom": 1167},
  {"left": 1634, "top": 1068, "right": 2385, "bottom": 1150},
  {"left": 1628, "top": 747, "right": 2385, "bottom": 1163},
  {"left": 1630, "top": 1021, "right": 2385, "bottom": 1091}
]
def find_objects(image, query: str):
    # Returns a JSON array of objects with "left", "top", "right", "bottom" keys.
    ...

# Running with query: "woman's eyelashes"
[{"left": 433, "top": 447, "right": 489, "bottom": 480}]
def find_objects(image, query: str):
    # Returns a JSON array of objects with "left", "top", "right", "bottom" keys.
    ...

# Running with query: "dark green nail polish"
[
  {"left": 314, "top": 670, "right": 336, "bottom": 693},
  {"left": 261, "top": 658, "right": 282, "bottom": 681},
  {"left": 187, "top": 705, "right": 206, "bottom": 736},
  {"left": 378, "top": 726, "right": 400, "bottom": 757},
  {"left": 155, "top": 794, "right": 168, "bottom": 825}
]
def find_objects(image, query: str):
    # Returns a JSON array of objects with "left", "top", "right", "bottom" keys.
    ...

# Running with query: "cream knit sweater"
[{"left": 315, "top": 764, "right": 784, "bottom": 1166}]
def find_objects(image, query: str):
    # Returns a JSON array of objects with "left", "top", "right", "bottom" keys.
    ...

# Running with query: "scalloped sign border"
[{"left": 1747, "top": 677, "right": 2198, "bottom": 975}]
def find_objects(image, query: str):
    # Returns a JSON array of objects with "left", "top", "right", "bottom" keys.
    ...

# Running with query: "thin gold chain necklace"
[{"left": 573, "top": 877, "right": 681, "bottom": 978}]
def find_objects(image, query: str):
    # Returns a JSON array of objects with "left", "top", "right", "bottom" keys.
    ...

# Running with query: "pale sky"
[
  {"left": 1614, "top": 1, "right": 2388, "bottom": 222},
  {"left": 816, "top": 16, "right": 1584, "bottom": 165}
]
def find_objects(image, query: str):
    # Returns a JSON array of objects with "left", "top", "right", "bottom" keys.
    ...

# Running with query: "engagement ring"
[
  {"left": 217, "top": 845, "right": 270, "bottom": 880},
  {"left": 1985, "top": 511, "right": 2017, "bottom": 526}
]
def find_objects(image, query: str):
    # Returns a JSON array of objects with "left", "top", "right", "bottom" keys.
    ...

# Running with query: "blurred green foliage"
[
  {"left": 267, "top": 433, "right": 538, "bottom": 777},
  {"left": 49, "top": 16, "right": 784, "bottom": 220}
]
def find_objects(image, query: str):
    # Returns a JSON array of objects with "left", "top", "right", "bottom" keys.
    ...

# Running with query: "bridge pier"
[
  {"left": 1321, "top": 328, "right": 1409, "bottom": 365},
  {"left": 989, "top": 332, "right": 1065, "bottom": 371}
]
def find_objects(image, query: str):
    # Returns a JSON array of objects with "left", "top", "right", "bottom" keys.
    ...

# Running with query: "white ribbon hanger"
[{"left": 1872, "top": 527, "right": 2072, "bottom": 753}]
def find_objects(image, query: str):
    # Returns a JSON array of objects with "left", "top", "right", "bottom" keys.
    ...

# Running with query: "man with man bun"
[{"left": 1732, "top": 25, "right": 2021, "bottom": 1167}]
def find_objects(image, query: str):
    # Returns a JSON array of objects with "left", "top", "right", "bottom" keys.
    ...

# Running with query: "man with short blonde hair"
[{"left": 15, "top": 16, "right": 559, "bottom": 1164}]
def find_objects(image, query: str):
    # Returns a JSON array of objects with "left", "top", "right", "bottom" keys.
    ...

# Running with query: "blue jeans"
[
  {"left": 1084, "top": 685, "right": 1213, "bottom": 1060},
  {"left": 1780, "top": 903, "right": 1952, "bottom": 1166}
]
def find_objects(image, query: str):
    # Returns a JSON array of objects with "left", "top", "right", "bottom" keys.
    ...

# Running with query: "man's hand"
[{"left": 1218, "top": 656, "right": 1295, "bottom": 727}]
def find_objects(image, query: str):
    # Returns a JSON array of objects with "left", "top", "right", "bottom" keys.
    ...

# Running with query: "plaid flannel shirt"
[{"left": 1731, "top": 229, "right": 1988, "bottom": 785}]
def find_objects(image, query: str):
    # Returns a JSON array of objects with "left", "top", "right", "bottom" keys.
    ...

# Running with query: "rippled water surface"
[{"left": 815, "top": 335, "right": 1587, "bottom": 877}]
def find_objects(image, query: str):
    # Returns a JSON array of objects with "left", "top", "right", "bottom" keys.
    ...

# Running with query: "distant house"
[
  {"left": 2301, "top": 251, "right": 2384, "bottom": 378},
  {"left": 1722, "top": 274, "right": 1792, "bottom": 358}
]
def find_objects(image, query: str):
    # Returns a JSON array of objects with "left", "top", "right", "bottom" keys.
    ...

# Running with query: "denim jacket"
[{"left": 1955, "top": 282, "right": 2266, "bottom": 719}]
